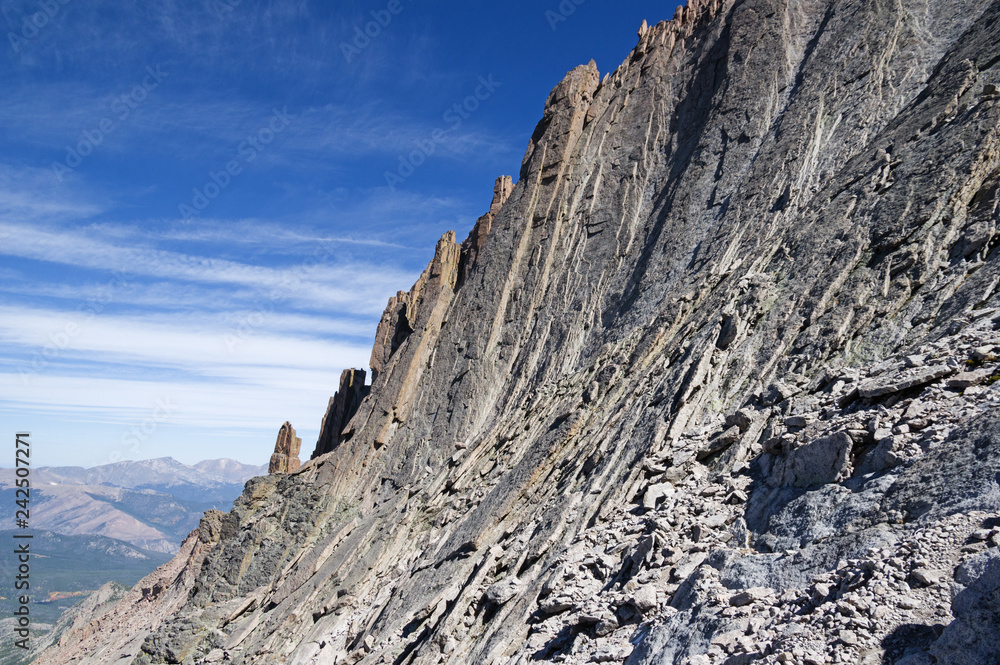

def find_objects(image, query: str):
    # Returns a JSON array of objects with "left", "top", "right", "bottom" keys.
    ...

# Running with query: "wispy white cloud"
[
  {"left": 0, "top": 221, "right": 416, "bottom": 314},
  {"left": 0, "top": 304, "right": 372, "bottom": 373},
  {"left": 0, "top": 83, "right": 519, "bottom": 170},
  {"left": 3, "top": 0, "right": 325, "bottom": 75},
  {"left": 0, "top": 369, "right": 340, "bottom": 445},
  {"left": 0, "top": 278, "right": 380, "bottom": 338},
  {"left": 116, "top": 218, "right": 417, "bottom": 251},
  {"left": 288, "top": 103, "right": 518, "bottom": 162},
  {"left": 0, "top": 300, "right": 374, "bottom": 464},
  {"left": 0, "top": 164, "right": 104, "bottom": 220}
]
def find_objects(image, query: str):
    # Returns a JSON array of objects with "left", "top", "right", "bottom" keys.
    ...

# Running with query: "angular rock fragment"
[
  {"left": 857, "top": 365, "right": 955, "bottom": 398},
  {"left": 946, "top": 370, "right": 990, "bottom": 390},
  {"left": 762, "top": 381, "right": 799, "bottom": 406},
  {"left": 697, "top": 425, "right": 741, "bottom": 460},
  {"left": 725, "top": 409, "right": 755, "bottom": 433},
  {"left": 632, "top": 585, "right": 658, "bottom": 613},
  {"left": 729, "top": 587, "right": 772, "bottom": 607},
  {"left": 910, "top": 568, "right": 942, "bottom": 587},
  {"left": 485, "top": 577, "right": 521, "bottom": 606},
  {"left": 643, "top": 482, "right": 675, "bottom": 510}
]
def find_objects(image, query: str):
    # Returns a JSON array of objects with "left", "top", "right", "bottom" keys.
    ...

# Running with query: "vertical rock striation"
[{"left": 33, "top": 1, "right": 1000, "bottom": 664}]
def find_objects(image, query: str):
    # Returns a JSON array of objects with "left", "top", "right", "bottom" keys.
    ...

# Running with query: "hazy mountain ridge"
[
  {"left": 32, "top": 457, "right": 265, "bottom": 499},
  {"left": 0, "top": 458, "right": 266, "bottom": 554}
]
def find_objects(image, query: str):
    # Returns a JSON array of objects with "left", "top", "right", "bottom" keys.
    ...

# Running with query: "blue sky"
[{"left": 0, "top": 0, "right": 681, "bottom": 468}]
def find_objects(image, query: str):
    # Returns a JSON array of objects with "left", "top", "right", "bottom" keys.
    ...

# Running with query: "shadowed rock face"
[
  {"left": 33, "top": 1, "right": 1000, "bottom": 664},
  {"left": 313, "top": 369, "right": 369, "bottom": 459}
]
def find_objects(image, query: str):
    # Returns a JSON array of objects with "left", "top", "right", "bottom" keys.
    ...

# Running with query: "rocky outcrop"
[
  {"left": 34, "top": 1, "right": 1000, "bottom": 664},
  {"left": 267, "top": 422, "right": 301, "bottom": 474},
  {"left": 312, "top": 368, "right": 368, "bottom": 459}
]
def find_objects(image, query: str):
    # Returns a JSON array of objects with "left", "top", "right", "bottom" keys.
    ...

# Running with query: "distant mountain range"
[
  {"left": 0, "top": 457, "right": 266, "bottom": 554},
  {"left": 24, "top": 456, "right": 267, "bottom": 501}
]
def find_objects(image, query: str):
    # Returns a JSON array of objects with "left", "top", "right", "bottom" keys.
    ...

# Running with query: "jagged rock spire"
[{"left": 267, "top": 421, "right": 301, "bottom": 474}]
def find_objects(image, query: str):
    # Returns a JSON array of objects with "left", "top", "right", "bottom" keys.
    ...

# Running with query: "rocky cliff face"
[{"left": 34, "top": 1, "right": 1000, "bottom": 664}]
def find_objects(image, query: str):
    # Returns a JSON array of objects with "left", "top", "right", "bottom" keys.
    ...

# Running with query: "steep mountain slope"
[{"left": 34, "top": 0, "right": 1000, "bottom": 664}]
